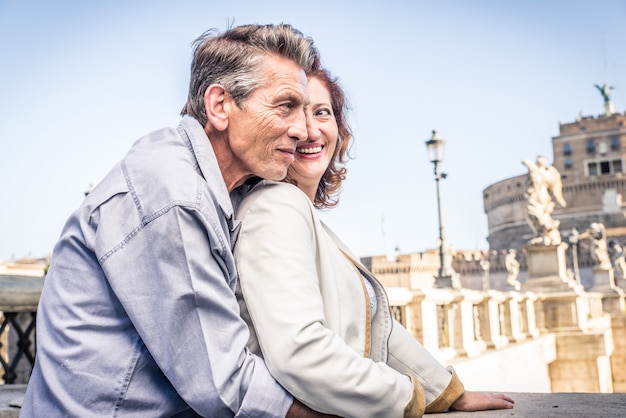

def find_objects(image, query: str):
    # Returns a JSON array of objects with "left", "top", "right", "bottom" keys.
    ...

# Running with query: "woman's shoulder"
[
  {"left": 252, "top": 179, "right": 302, "bottom": 193},
  {"left": 247, "top": 180, "right": 310, "bottom": 200},
  {"left": 237, "top": 180, "right": 312, "bottom": 217}
]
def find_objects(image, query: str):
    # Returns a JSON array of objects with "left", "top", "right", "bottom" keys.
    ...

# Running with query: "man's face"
[{"left": 227, "top": 55, "right": 309, "bottom": 182}]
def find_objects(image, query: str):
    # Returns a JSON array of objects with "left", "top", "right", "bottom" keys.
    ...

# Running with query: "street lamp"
[{"left": 425, "top": 130, "right": 458, "bottom": 288}]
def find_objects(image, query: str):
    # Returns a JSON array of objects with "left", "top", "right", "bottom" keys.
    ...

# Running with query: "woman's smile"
[{"left": 296, "top": 144, "right": 324, "bottom": 155}]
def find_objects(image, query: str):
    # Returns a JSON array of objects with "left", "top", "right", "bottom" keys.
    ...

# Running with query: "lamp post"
[{"left": 426, "top": 130, "right": 458, "bottom": 288}]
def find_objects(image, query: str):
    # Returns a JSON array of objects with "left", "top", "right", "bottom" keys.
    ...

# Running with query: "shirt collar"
[{"left": 178, "top": 115, "right": 234, "bottom": 221}]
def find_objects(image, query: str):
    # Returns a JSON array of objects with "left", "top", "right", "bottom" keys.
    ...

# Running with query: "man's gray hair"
[{"left": 181, "top": 23, "right": 319, "bottom": 126}]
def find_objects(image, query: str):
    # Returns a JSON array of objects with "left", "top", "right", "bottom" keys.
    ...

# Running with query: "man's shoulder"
[{"left": 122, "top": 127, "right": 208, "bottom": 209}]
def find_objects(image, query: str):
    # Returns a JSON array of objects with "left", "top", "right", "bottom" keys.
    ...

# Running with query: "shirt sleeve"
[
  {"left": 100, "top": 204, "right": 292, "bottom": 417},
  {"left": 235, "top": 183, "right": 417, "bottom": 418}
]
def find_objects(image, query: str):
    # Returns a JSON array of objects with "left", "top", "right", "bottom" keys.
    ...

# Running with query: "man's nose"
[
  {"left": 289, "top": 110, "right": 308, "bottom": 141},
  {"left": 306, "top": 116, "right": 321, "bottom": 141}
]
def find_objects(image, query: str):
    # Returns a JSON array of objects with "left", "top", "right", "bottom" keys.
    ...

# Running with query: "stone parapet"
[
  {"left": 0, "top": 384, "right": 25, "bottom": 417},
  {"left": 549, "top": 328, "right": 615, "bottom": 392},
  {"left": 430, "top": 392, "right": 626, "bottom": 417},
  {"left": 0, "top": 385, "right": 626, "bottom": 418},
  {"left": 610, "top": 312, "right": 626, "bottom": 392},
  {"left": 2, "top": 387, "right": 626, "bottom": 417}
]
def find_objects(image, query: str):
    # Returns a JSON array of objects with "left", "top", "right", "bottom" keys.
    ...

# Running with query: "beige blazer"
[{"left": 235, "top": 181, "right": 463, "bottom": 418}]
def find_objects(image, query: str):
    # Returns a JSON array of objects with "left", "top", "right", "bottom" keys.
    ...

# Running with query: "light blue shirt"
[{"left": 21, "top": 116, "right": 292, "bottom": 417}]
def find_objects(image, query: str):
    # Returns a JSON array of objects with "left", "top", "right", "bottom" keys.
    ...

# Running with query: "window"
[
  {"left": 586, "top": 158, "right": 625, "bottom": 176},
  {"left": 563, "top": 143, "right": 571, "bottom": 155},
  {"left": 601, "top": 161, "right": 611, "bottom": 174},
  {"left": 587, "top": 140, "right": 595, "bottom": 153},
  {"left": 614, "top": 159, "right": 623, "bottom": 173},
  {"left": 565, "top": 158, "right": 572, "bottom": 169},
  {"left": 611, "top": 136, "right": 620, "bottom": 150}
]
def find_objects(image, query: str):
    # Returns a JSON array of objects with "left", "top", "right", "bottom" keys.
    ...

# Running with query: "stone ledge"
[
  {"left": 429, "top": 392, "right": 626, "bottom": 418},
  {"left": 0, "top": 385, "right": 26, "bottom": 418},
  {"left": 1, "top": 386, "right": 625, "bottom": 417}
]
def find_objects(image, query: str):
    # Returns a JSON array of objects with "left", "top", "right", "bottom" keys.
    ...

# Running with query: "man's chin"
[{"left": 263, "top": 168, "right": 289, "bottom": 182}]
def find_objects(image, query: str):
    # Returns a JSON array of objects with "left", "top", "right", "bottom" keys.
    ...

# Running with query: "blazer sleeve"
[
  {"left": 387, "top": 319, "right": 465, "bottom": 413},
  {"left": 235, "top": 182, "right": 423, "bottom": 418}
]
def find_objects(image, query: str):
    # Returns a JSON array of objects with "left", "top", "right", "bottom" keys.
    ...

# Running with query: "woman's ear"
[{"left": 204, "top": 84, "right": 229, "bottom": 131}]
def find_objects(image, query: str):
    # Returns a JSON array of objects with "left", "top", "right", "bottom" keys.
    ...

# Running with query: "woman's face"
[{"left": 287, "top": 76, "right": 338, "bottom": 194}]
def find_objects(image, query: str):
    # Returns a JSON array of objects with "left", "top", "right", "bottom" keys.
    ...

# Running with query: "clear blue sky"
[{"left": 1, "top": 0, "right": 625, "bottom": 261}]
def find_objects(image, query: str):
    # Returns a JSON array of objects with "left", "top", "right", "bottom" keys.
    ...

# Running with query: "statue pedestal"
[
  {"left": 590, "top": 267, "right": 617, "bottom": 293},
  {"left": 434, "top": 273, "right": 461, "bottom": 289},
  {"left": 522, "top": 243, "right": 582, "bottom": 293},
  {"left": 589, "top": 267, "right": 626, "bottom": 312},
  {"left": 521, "top": 243, "right": 610, "bottom": 334}
]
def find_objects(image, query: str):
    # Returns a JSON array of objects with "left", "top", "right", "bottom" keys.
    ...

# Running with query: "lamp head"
[{"left": 426, "top": 130, "right": 445, "bottom": 163}]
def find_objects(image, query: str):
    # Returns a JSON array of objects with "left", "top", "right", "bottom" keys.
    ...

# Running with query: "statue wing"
[
  {"left": 547, "top": 165, "right": 567, "bottom": 207},
  {"left": 522, "top": 159, "right": 536, "bottom": 171},
  {"left": 522, "top": 159, "right": 539, "bottom": 184}
]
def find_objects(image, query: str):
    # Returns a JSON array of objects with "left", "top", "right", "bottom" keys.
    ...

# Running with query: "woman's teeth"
[{"left": 297, "top": 146, "right": 322, "bottom": 154}]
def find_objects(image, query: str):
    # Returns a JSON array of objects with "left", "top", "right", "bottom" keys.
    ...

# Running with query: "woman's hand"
[{"left": 450, "top": 391, "right": 515, "bottom": 412}]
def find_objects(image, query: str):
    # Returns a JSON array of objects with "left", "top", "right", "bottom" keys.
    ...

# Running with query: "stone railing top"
[
  {"left": 428, "top": 392, "right": 626, "bottom": 417},
  {"left": 0, "top": 389, "right": 624, "bottom": 417},
  {"left": 0, "top": 275, "right": 44, "bottom": 312}
]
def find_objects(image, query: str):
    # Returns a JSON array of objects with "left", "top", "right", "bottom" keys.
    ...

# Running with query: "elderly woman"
[{"left": 234, "top": 68, "right": 514, "bottom": 417}]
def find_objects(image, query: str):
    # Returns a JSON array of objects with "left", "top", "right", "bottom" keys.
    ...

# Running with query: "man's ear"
[{"left": 204, "top": 84, "right": 229, "bottom": 131}]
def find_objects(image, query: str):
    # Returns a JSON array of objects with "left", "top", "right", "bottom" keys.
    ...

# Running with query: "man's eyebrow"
[{"left": 279, "top": 91, "right": 307, "bottom": 104}]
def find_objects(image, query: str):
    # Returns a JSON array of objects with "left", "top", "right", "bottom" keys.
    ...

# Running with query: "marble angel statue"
[{"left": 522, "top": 156, "right": 567, "bottom": 246}]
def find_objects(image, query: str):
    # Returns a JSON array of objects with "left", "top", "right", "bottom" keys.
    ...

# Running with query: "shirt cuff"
[{"left": 236, "top": 357, "right": 293, "bottom": 418}]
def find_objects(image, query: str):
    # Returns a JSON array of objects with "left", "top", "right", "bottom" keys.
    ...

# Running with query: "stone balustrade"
[
  {"left": 387, "top": 287, "right": 544, "bottom": 362},
  {"left": 385, "top": 284, "right": 625, "bottom": 393}
]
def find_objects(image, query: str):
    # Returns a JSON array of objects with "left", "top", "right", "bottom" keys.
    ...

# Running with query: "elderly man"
[{"left": 22, "top": 24, "right": 331, "bottom": 417}]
